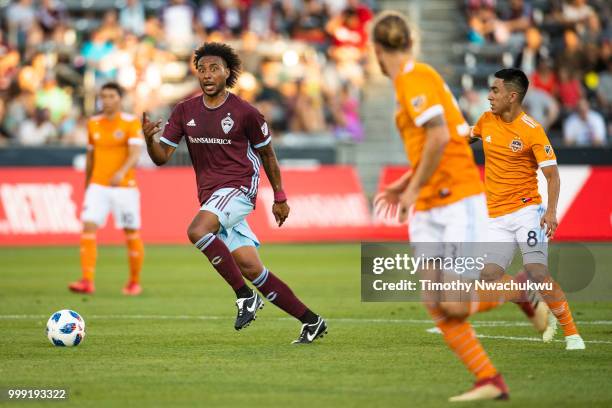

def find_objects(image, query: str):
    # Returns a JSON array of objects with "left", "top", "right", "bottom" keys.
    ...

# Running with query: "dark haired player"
[
  {"left": 141, "top": 43, "right": 326, "bottom": 344},
  {"left": 471, "top": 68, "right": 584, "bottom": 350},
  {"left": 69, "top": 82, "right": 145, "bottom": 296}
]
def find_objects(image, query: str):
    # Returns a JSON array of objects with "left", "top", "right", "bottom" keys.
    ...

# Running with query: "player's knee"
[
  {"left": 240, "top": 263, "right": 262, "bottom": 281},
  {"left": 186, "top": 223, "right": 216, "bottom": 244},
  {"left": 524, "top": 263, "right": 549, "bottom": 282},
  {"left": 480, "top": 263, "right": 505, "bottom": 281},
  {"left": 439, "top": 302, "right": 469, "bottom": 319}
]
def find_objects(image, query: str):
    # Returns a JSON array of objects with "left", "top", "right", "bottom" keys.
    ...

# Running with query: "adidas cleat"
[
  {"left": 234, "top": 292, "right": 263, "bottom": 331},
  {"left": 292, "top": 316, "right": 327, "bottom": 344}
]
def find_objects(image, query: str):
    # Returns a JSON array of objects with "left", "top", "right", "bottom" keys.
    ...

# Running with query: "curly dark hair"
[{"left": 193, "top": 42, "right": 242, "bottom": 88}]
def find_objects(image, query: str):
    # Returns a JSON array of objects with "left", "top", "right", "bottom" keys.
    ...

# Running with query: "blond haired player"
[
  {"left": 472, "top": 68, "right": 585, "bottom": 350},
  {"left": 371, "top": 11, "right": 521, "bottom": 402},
  {"left": 68, "top": 82, "right": 145, "bottom": 296}
]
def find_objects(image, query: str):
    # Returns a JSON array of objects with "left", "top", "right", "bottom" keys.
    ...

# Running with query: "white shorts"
[
  {"left": 486, "top": 204, "right": 548, "bottom": 269},
  {"left": 201, "top": 187, "right": 259, "bottom": 253},
  {"left": 81, "top": 183, "right": 141, "bottom": 230},
  {"left": 409, "top": 193, "right": 488, "bottom": 279}
]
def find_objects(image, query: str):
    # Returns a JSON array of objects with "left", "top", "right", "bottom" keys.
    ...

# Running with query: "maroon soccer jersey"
[{"left": 160, "top": 93, "right": 272, "bottom": 204}]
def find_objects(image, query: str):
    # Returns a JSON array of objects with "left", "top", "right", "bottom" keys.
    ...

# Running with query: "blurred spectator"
[
  {"left": 0, "top": 98, "right": 10, "bottom": 144},
  {"left": 327, "top": 0, "right": 373, "bottom": 51},
  {"left": 3, "top": 91, "right": 35, "bottom": 137},
  {"left": 563, "top": 98, "right": 607, "bottom": 146},
  {"left": 120, "top": 0, "right": 146, "bottom": 37},
  {"left": 523, "top": 88, "right": 560, "bottom": 130},
  {"left": 81, "top": 30, "right": 116, "bottom": 84},
  {"left": 198, "top": 0, "right": 242, "bottom": 36},
  {"left": 37, "top": 0, "right": 66, "bottom": 38},
  {"left": 332, "top": 82, "right": 364, "bottom": 142},
  {"left": 5, "top": 0, "right": 36, "bottom": 56},
  {"left": 290, "top": 78, "right": 326, "bottom": 133},
  {"left": 290, "top": 0, "right": 329, "bottom": 47},
  {"left": 99, "top": 9, "right": 124, "bottom": 44},
  {"left": 17, "top": 107, "right": 57, "bottom": 146},
  {"left": 514, "top": 26, "right": 548, "bottom": 76},
  {"left": 0, "top": 30, "right": 20, "bottom": 91},
  {"left": 496, "top": 0, "right": 532, "bottom": 45},
  {"left": 246, "top": 0, "right": 277, "bottom": 39},
  {"left": 562, "top": 0, "right": 599, "bottom": 36},
  {"left": 35, "top": 75, "right": 72, "bottom": 125},
  {"left": 596, "top": 59, "right": 612, "bottom": 117},
  {"left": 162, "top": 0, "right": 196, "bottom": 56},
  {"left": 557, "top": 66, "right": 583, "bottom": 111},
  {"left": 555, "top": 29, "right": 587, "bottom": 76},
  {"left": 460, "top": 88, "right": 490, "bottom": 124},
  {"left": 531, "top": 58, "right": 558, "bottom": 96}
]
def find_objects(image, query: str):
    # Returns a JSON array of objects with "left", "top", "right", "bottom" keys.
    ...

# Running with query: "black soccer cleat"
[
  {"left": 292, "top": 316, "right": 328, "bottom": 344},
  {"left": 234, "top": 292, "right": 264, "bottom": 331}
]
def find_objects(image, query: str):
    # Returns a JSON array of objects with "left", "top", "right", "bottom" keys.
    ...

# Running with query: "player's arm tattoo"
[
  {"left": 256, "top": 143, "right": 283, "bottom": 192},
  {"left": 409, "top": 114, "right": 449, "bottom": 190}
]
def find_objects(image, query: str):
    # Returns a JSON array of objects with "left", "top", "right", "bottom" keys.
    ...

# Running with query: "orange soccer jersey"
[
  {"left": 394, "top": 61, "right": 483, "bottom": 211},
  {"left": 88, "top": 112, "right": 144, "bottom": 188},
  {"left": 472, "top": 111, "right": 557, "bottom": 217}
]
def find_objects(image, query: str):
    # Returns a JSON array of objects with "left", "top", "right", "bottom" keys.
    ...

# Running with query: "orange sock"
[
  {"left": 126, "top": 232, "right": 144, "bottom": 284},
  {"left": 427, "top": 305, "right": 498, "bottom": 380},
  {"left": 80, "top": 233, "right": 97, "bottom": 282},
  {"left": 540, "top": 279, "right": 578, "bottom": 336},
  {"left": 470, "top": 274, "right": 524, "bottom": 315}
]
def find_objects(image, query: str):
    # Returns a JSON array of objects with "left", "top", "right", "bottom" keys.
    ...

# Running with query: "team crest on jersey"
[
  {"left": 114, "top": 130, "right": 124, "bottom": 139},
  {"left": 509, "top": 137, "right": 523, "bottom": 152},
  {"left": 411, "top": 95, "right": 426, "bottom": 112},
  {"left": 544, "top": 145, "right": 553, "bottom": 157},
  {"left": 221, "top": 113, "right": 234, "bottom": 134}
]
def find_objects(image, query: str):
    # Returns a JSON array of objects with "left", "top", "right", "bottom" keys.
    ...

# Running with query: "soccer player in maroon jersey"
[{"left": 141, "top": 42, "right": 327, "bottom": 344}]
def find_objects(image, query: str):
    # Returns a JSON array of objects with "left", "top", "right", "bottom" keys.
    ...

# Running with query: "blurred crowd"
[
  {"left": 0, "top": 0, "right": 374, "bottom": 147},
  {"left": 463, "top": 0, "right": 610, "bottom": 146}
]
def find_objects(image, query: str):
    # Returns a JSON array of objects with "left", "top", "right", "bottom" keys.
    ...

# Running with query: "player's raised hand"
[
  {"left": 540, "top": 209, "right": 558, "bottom": 238},
  {"left": 272, "top": 202, "right": 290, "bottom": 227},
  {"left": 141, "top": 112, "right": 162, "bottom": 141},
  {"left": 398, "top": 186, "right": 418, "bottom": 223}
]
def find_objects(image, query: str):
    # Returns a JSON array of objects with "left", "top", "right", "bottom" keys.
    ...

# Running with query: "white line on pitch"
[
  {"left": 475, "top": 334, "right": 612, "bottom": 345},
  {"left": 1, "top": 314, "right": 612, "bottom": 327}
]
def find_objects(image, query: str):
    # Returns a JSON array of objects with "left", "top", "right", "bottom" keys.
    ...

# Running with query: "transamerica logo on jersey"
[
  {"left": 509, "top": 138, "right": 523, "bottom": 152},
  {"left": 544, "top": 145, "right": 553, "bottom": 156},
  {"left": 188, "top": 136, "right": 232, "bottom": 145},
  {"left": 221, "top": 113, "right": 234, "bottom": 134}
]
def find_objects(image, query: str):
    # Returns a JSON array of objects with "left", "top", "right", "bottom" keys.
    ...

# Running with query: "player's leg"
[
  {"left": 422, "top": 272, "right": 508, "bottom": 402},
  {"left": 477, "top": 213, "right": 549, "bottom": 330},
  {"left": 231, "top": 241, "right": 327, "bottom": 344},
  {"left": 69, "top": 184, "right": 110, "bottom": 294},
  {"left": 517, "top": 205, "right": 584, "bottom": 349},
  {"left": 188, "top": 188, "right": 261, "bottom": 330},
  {"left": 122, "top": 228, "right": 144, "bottom": 295},
  {"left": 412, "top": 197, "right": 507, "bottom": 401},
  {"left": 112, "top": 187, "right": 144, "bottom": 296}
]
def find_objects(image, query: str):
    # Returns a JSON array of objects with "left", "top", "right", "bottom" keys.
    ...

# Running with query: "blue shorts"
[{"left": 200, "top": 187, "right": 260, "bottom": 252}]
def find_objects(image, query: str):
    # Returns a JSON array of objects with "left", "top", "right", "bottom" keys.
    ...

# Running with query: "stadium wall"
[{"left": 0, "top": 165, "right": 610, "bottom": 246}]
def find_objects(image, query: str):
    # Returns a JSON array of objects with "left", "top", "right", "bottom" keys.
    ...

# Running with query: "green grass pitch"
[{"left": 1, "top": 244, "right": 611, "bottom": 407}]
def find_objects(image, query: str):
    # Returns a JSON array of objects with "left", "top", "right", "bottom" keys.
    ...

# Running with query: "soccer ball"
[{"left": 46, "top": 310, "right": 86, "bottom": 347}]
